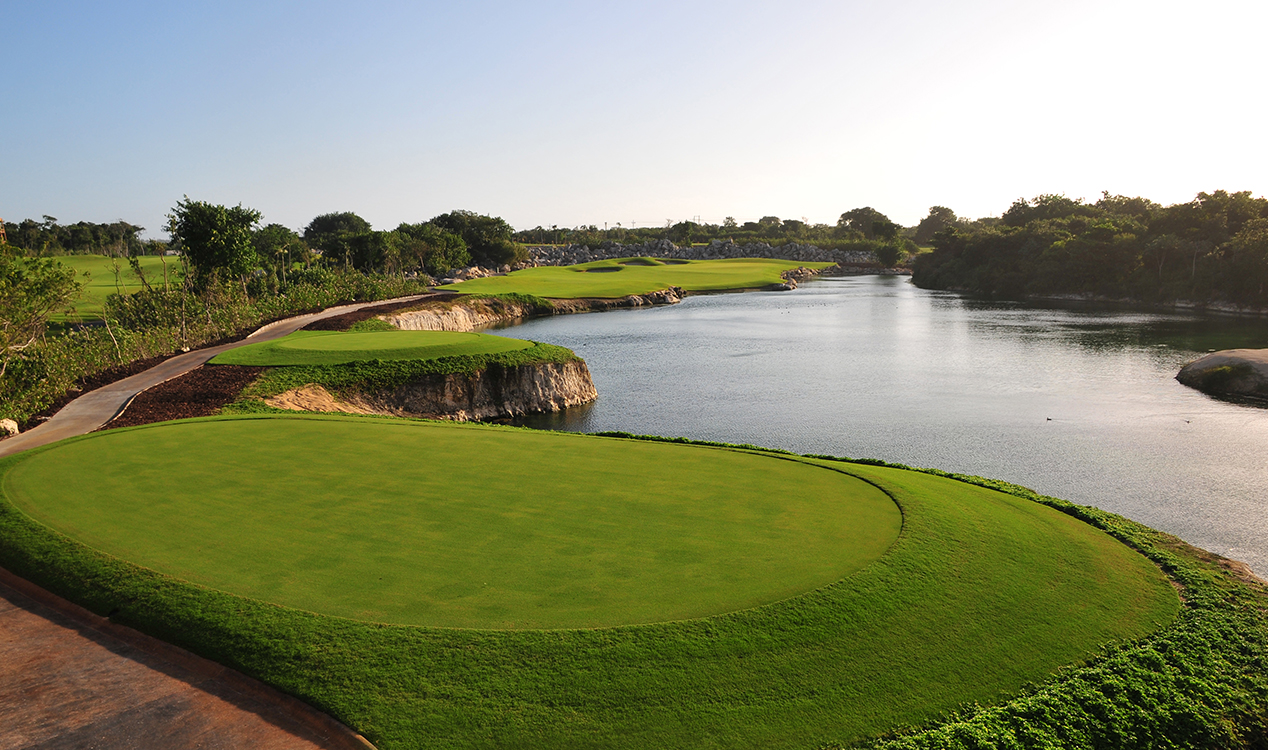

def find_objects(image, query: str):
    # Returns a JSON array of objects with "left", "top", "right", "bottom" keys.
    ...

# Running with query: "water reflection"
[{"left": 499, "top": 276, "right": 1268, "bottom": 576}]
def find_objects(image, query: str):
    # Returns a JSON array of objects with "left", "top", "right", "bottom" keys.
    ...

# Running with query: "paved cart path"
[
  {"left": 0, "top": 294, "right": 447, "bottom": 748},
  {"left": 0, "top": 294, "right": 434, "bottom": 459}
]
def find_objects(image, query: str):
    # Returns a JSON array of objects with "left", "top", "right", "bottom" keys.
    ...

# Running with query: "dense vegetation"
[
  {"left": 0, "top": 417, "right": 1179, "bottom": 749},
  {"left": 0, "top": 198, "right": 530, "bottom": 425},
  {"left": 913, "top": 191, "right": 1268, "bottom": 308},
  {"left": 1, "top": 216, "right": 158, "bottom": 256},
  {"left": 513, "top": 208, "right": 924, "bottom": 266},
  {"left": 0, "top": 267, "right": 427, "bottom": 425}
]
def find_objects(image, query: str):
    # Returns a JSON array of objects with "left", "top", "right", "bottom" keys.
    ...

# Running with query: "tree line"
[
  {"left": 166, "top": 202, "right": 528, "bottom": 288},
  {"left": 3, "top": 217, "right": 157, "bottom": 257},
  {"left": 912, "top": 191, "right": 1268, "bottom": 308},
  {"left": 511, "top": 207, "right": 956, "bottom": 266}
]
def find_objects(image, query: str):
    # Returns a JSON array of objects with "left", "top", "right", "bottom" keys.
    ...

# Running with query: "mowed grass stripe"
[
  {"left": 441, "top": 257, "right": 835, "bottom": 298},
  {"left": 209, "top": 329, "right": 534, "bottom": 367},
  {"left": 4, "top": 416, "right": 902, "bottom": 629},
  {"left": 0, "top": 417, "right": 1179, "bottom": 749}
]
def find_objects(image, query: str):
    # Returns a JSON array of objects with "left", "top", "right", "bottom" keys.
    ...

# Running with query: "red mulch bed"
[
  {"left": 100, "top": 366, "right": 266, "bottom": 430},
  {"left": 302, "top": 293, "right": 460, "bottom": 331}
]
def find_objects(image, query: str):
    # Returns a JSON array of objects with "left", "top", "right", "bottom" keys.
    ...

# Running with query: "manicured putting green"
[
  {"left": 441, "top": 257, "right": 835, "bottom": 298},
  {"left": 5, "top": 416, "right": 902, "bottom": 628},
  {"left": 209, "top": 329, "right": 534, "bottom": 367}
]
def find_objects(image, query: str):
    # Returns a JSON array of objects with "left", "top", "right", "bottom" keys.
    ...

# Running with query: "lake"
[{"left": 497, "top": 275, "right": 1268, "bottom": 577}]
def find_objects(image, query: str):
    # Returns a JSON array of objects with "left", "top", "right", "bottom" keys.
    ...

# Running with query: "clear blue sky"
[{"left": 3, "top": 0, "right": 1265, "bottom": 237}]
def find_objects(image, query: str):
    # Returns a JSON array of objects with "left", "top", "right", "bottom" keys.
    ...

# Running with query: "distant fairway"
[
  {"left": 50, "top": 254, "right": 181, "bottom": 321},
  {"left": 209, "top": 329, "right": 534, "bottom": 367},
  {"left": 0, "top": 414, "right": 1179, "bottom": 748},
  {"left": 441, "top": 257, "right": 835, "bottom": 298}
]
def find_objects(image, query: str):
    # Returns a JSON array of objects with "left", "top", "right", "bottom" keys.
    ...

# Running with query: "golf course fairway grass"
[
  {"left": 440, "top": 257, "right": 835, "bottom": 298},
  {"left": 0, "top": 415, "right": 1180, "bottom": 748},
  {"left": 209, "top": 329, "right": 534, "bottom": 367},
  {"left": 50, "top": 253, "right": 182, "bottom": 321}
]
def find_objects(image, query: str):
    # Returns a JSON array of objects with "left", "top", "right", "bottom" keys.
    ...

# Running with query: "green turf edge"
[
  {"left": 0, "top": 418, "right": 1213, "bottom": 749},
  {"left": 222, "top": 342, "right": 580, "bottom": 405},
  {"left": 599, "top": 433, "right": 1268, "bottom": 750}
]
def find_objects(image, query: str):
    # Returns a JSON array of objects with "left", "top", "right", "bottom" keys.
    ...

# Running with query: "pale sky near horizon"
[{"left": 3, "top": 0, "right": 1266, "bottom": 238}]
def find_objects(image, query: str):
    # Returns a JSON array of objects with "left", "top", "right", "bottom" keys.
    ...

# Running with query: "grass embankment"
[
  {"left": 209, "top": 330, "right": 534, "bottom": 367},
  {"left": 441, "top": 257, "right": 835, "bottom": 298},
  {"left": 0, "top": 415, "right": 1182, "bottom": 749},
  {"left": 51, "top": 254, "right": 181, "bottom": 321}
]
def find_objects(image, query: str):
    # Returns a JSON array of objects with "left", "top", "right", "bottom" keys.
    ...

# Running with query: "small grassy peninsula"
[{"left": 441, "top": 257, "right": 834, "bottom": 298}]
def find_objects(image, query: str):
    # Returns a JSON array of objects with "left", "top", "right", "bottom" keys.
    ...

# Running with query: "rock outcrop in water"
[
  {"left": 1177, "top": 349, "right": 1268, "bottom": 399},
  {"left": 266, "top": 359, "right": 598, "bottom": 421}
]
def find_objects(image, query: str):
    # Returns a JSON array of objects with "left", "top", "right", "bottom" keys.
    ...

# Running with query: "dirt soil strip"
[
  {"left": 102, "top": 365, "right": 265, "bottom": 430},
  {"left": 0, "top": 566, "right": 375, "bottom": 749}
]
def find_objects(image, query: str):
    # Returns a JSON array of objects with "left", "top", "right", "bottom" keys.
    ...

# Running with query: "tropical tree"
[
  {"left": 914, "top": 206, "right": 960, "bottom": 244},
  {"left": 0, "top": 244, "right": 81, "bottom": 378},
  {"left": 167, "top": 198, "right": 261, "bottom": 286},
  {"left": 837, "top": 207, "right": 892, "bottom": 239},
  {"left": 253, "top": 224, "right": 307, "bottom": 283},
  {"left": 429, "top": 210, "right": 526, "bottom": 267}
]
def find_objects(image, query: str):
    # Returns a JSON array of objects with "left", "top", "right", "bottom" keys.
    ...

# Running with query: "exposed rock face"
[
  {"left": 382, "top": 298, "right": 537, "bottom": 332},
  {"left": 266, "top": 360, "right": 598, "bottom": 421},
  {"left": 0, "top": 419, "right": 18, "bottom": 438},
  {"left": 1177, "top": 349, "right": 1268, "bottom": 399},
  {"left": 382, "top": 288, "right": 685, "bottom": 332}
]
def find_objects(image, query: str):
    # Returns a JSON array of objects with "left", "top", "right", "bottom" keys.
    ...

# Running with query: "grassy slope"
[
  {"left": 52, "top": 254, "right": 181, "bottom": 321},
  {"left": 440, "top": 258, "right": 835, "bottom": 298},
  {"left": 0, "top": 415, "right": 1177, "bottom": 749},
  {"left": 4, "top": 418, "right": 902, "bottom": 629},
  {"left": 209, "top": 329, "right": 533, "bottom": 367}
]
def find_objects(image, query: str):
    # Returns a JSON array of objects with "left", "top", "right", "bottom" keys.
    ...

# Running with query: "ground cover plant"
[
  {"left": 440, "top": 257, "right": 835, "bottom": 298},
  {"left": 209, "top": 329, "right": 534, "bottom": 367},
  {"left": 0, "top": 414, "right": 1183, "bottom": 749}
]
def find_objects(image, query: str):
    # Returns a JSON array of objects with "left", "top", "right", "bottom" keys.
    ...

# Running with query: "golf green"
[
  {"left": 4, "top": 416, "right": 902, "bottom": 629},
  {"left": 0, "top": 415, "right": 1181, "bottom": 747},
  {"left": 441, "top": 257, "right": 835, "bottom": 298},
  {"left": 209, "top": 329, "right": 534, "bottom": 367}
]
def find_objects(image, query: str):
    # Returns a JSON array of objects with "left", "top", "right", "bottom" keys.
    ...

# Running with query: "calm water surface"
[{"left": 498, "top": 276, "right": 1268, "bottom": 576}]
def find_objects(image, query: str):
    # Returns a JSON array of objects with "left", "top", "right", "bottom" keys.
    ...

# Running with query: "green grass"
[
  {"left": 51, "top": 254, "right": 183, "bottom": 321},
  {"left": 440, "top": 257, "right": 835, "bottom": 298},
  {"left": 0, "top": 415, "right": 1179, "bottom": 749},
  {"left": 4, "top": 418, "right": 901, "bottom": 629},
  {"left": 208, "top": 329, "right": 534, "bottom": 366}
]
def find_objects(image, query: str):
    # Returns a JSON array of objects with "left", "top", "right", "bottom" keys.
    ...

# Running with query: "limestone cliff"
[
  {"left": 265, "top": 359, "right": 597, "bottom": 421},
  {"left": 382, "top": 288, "right": 684, "bottom": 332},
  {"left": 1177, "top": 349, "right": 1268, "bottom": 400}
]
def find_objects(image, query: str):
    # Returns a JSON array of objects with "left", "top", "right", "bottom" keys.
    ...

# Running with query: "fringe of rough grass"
[
  {"left": 466, "top": 292, "right": 555, "bottom": 313},
  {"left": 601, "top": 435, "right": 1268, "bottom": 750}
]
